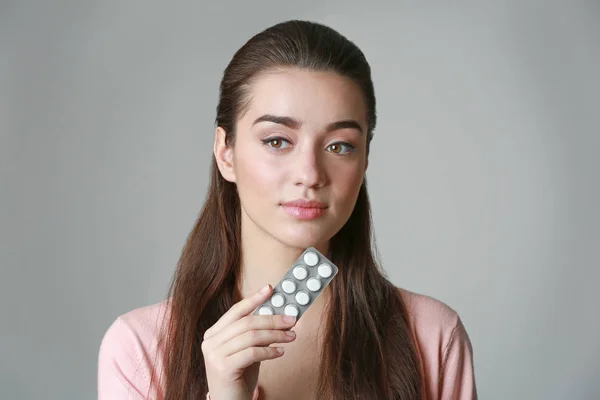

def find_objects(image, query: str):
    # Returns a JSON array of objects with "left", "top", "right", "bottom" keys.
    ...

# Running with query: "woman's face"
[{"left": 215, "top": 67, "right": 369, "bottom": 250}]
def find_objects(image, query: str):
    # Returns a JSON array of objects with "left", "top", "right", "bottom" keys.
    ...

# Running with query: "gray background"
[{"left": 1, "top": 1, "right": 599, "bottom": 399}]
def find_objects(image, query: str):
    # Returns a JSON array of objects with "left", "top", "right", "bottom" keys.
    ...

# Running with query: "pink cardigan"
[{"left": 98, "top": 288, "right": 477, "bottom": 399}]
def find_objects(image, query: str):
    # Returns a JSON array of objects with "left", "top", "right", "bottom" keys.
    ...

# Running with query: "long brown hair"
[{"left": 159, "top": 20, "right": 422, "bottom": 399}]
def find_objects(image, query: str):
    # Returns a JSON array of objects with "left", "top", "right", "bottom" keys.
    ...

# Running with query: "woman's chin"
[{"left": 274, "top": 226, "right": 335, "bottom": 250}]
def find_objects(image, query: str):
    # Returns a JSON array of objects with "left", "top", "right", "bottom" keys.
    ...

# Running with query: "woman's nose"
[{"left": 292, "top": 146, "right": 326, "bottom": 189}]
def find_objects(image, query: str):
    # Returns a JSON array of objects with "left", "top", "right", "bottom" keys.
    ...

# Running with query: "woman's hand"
[{"left": 201, "top": 284, "right": 297, "bottom": 400}]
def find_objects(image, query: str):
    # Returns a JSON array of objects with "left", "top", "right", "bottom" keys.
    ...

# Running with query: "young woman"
[{"left": 98, "top": 20, "right": 477, "bottom": 400}]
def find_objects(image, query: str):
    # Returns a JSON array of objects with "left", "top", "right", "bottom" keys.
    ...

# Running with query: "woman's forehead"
[{"left": 240, "top": 68, "right": 368, "bottom": 129}]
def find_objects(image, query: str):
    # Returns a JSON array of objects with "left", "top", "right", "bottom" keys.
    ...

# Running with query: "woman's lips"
[{"left": 280, "top": 200, "right": 328, "bottom": 220}]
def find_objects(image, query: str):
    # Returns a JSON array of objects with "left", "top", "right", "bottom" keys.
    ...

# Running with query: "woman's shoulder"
[
  {"left": 397, "top": 287, "right": 462, "bottom": 332},
  {"left": 101, "top": 299, "right": 171, "bottom": 346},
  {"left": 396, "top": 286, "right": 469, "bottom": 353}
]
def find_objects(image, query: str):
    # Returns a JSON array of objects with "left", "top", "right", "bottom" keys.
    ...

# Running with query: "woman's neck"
[{"left": 237, "top": 214, "right": 329, "bottom": 299}]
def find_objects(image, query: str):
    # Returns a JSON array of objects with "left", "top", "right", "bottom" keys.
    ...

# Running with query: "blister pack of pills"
[{"left": 253, "top": 247, "right": 338, "bottom": 320}]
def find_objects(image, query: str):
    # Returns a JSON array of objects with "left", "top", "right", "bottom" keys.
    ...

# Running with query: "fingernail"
[
  {"left": 260, "top": 284, "right": 270, "bottom": 294},
  {"left": 276, "top": 347, "right": 284, "bottom": 354},
  {"left": 285, "top": 330, "right": 296, "bottom": 337},
  {"left": 283, "top": 316, "right": 296, "bottom": 323}
]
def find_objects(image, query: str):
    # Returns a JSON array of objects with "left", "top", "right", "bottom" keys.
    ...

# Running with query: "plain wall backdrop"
[{"left": 1, "top": 1, "right": 599, "bottom": 399}]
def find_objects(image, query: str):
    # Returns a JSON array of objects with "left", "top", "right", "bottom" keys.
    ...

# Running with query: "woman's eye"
[
  {"left": 262, "top": 137, "right": 291, "bottom": 149},
  {"left": 327, "top": 142, "right": 355, "bottom": 154}
]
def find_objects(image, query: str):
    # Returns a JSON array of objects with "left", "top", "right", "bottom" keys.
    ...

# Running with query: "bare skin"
[{"left": 204, "top": 67, "right": 369, "bottom": 399}]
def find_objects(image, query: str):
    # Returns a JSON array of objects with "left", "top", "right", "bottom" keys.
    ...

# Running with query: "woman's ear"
[{"left": 213, "top": 127, "right": 236, "bottom": 183}]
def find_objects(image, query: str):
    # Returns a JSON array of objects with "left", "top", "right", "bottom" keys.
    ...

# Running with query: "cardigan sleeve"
[
  {"left": 438, "top": 316, "right": 477, "bottom": 399},
  {"left": 98, "top": 317, "right": 153, "bottom": 399}
]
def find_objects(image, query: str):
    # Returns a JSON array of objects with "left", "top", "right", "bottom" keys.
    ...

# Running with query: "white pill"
[
  {"left": 281, "top": 279, "right": 296, "bottom": 294},
  {"left": 258, "top": 306, "right": 274, "bottom": 315},
  {"left": 306, "top": 277, "right": 321, "bottom": 292},
  {"left": 284, "top": 304, "right": 299, "bottom": 317},
  {"left": 295, "top": 290, "right": 310, "bottom": 305},
  {"left": 270, "top": 293, "right": 285, "bottom": 308},
  {"left": 303, "top": 251, "right": 319, "bottom": 266},
  {"left": 317, "top": 263, "right": 333, "bottom": 278},
  {"left": 292, "top": 266, "right": 308, "bottom": 280}
]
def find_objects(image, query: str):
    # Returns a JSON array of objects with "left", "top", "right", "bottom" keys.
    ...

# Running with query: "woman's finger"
[
  {"left": 209, "top": 314, "right": 296, "bottom": 348},
  {"left": 204, "top": 284, "right": 272, "bottom": 339},
  {"left": 227, "top": 346, "right": 285, "bottom": 371},
  {"left": 219, "top": 329, "right": 296, "bottom": 357}
]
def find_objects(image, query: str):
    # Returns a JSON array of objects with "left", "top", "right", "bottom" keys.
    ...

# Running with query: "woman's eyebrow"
[
  {"left": 252, "top": 114, "right": 364, "bottom": 135},
  {"left": 253, "top": 114, "right": 301, "bottom": 129},
  {"left": 327, "top": 120, "right": 364, "bottom": 135}
]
